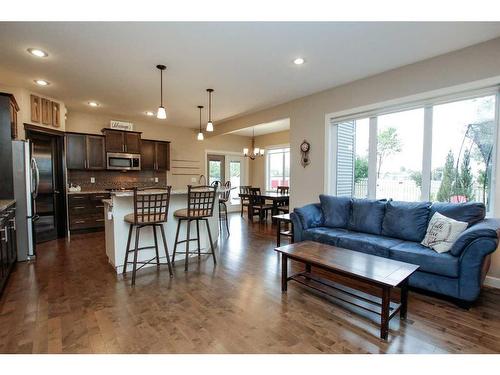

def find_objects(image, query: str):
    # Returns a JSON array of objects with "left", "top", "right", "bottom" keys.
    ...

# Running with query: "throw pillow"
[{"left": 421, "top": 212, "right": 468, "bottom": 253}]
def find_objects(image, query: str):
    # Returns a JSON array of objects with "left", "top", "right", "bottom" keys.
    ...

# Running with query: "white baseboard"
[{"left": 484, "top": 275, "right": 500, "bottom": 289}]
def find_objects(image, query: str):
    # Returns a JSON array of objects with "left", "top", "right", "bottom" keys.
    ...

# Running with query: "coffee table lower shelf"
[{"left": 289, "top": 272, "right": 403, "bottom": 321}]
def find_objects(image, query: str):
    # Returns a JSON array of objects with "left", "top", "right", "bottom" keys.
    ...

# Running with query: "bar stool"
[
  {"left": 122, "top": 187, "right": 173, "bottom": 286},
  {"left": 218, "top": 181, "right": 231, "bottom": 236},
  {"left": 172, "top": 185, "right": 217, "bottom": 271}
]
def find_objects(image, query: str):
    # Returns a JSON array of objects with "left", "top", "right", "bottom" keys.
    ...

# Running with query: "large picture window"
[
  {"left": 266, "top": 147, "right": 290, "bottom": 190},
  {"left": 331, "top": 90, "right": 499, "bottom": 212}
]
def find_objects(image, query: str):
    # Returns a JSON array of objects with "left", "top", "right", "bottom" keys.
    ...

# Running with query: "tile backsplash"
[{"left": 68, "top": 170, "right": 167, "bottom": 191}]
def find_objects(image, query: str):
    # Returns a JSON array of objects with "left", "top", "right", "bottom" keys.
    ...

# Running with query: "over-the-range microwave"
[{"left": 106, "top": 152, "right": 141, "bottom": 170}]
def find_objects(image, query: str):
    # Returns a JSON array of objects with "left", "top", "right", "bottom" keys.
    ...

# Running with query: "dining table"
[{"left": 238, "top": 191, "right": 290, "bottom": 221}]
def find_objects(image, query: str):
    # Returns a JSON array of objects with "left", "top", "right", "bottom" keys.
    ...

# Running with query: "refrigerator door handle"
[{"left": 31, "top": 158, "right": 40, "bottom": 199}]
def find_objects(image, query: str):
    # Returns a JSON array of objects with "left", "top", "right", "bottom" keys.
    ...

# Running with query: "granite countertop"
[
  {"left": 67, "top": 190, "right": 109, "bottom": 195},
  {"left": 0, "top": 199, "right": 16, "bottom": 212}
]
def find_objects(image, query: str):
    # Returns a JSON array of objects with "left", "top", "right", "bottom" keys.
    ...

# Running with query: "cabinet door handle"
[
  {"left": 1, "top": 227, "right": 8, "bottom": 242},
  {"left": 74, "top": 220, "right": 85, "bottom": 224},
  {"left": 73, "top": 206, "right": 86, "bottom": 209},
  {"left": 9, "top": 218, "right": 16, "bottom": 231}
]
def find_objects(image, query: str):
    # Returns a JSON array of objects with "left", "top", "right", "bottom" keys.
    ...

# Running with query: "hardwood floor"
[{"left": 1, "top": 213, "right": 500, "bottom": 353}]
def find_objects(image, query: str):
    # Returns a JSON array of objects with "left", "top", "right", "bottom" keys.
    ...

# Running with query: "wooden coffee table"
[{"left": 275, "top": 241, "right": 419, "bottom": 340}]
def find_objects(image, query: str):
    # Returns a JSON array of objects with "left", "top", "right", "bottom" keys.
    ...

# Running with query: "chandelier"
[{"left": 243, "top": 127, "right": 265, "bottom": 160}]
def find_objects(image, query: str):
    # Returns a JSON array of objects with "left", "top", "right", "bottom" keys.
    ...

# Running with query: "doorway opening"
[{"left": 25, "top": 126, "right": 67, "bottom": 243}]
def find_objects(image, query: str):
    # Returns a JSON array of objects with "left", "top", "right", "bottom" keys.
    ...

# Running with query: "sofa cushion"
[
  {"left": 430, "top": 202, "right": 485, "bottom": 227},
  {"left": 382, "top": 200, "right": 431, "bottom": 242},
  {"left": 303, "top": 227, "right": 349, "bottom": 247},
  {"left": 389, "top": 241, "right": 459, "bottom": 278},
  {"left": 348, "top": 198, "right": 386, "bottom": 235},
  {"left": 336, "top": 232, "right": 404, "bottom": 257},
  {"left": 319, "top": 194, "right": 351, "bottom": 229}
]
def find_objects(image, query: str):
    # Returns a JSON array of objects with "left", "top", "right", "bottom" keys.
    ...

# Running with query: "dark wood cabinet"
[
  {"left": 0, "top": 203, "right": 16, "bottom": 295},
  {"left": 0, "top": 93, "right": 17, "bottom": 199},
  {"left": 156, "top": 141, "right": 170, "bottom": 171},
  {"left": 124, "top": 132, "right": 141, "bottom": 153},
  {"left": 140, "top": 139, "right": 170, "bottom": 171},
  {"left": 66, "top": 133, "right": 86, "bottom": 169},
  {"left": 66, "top": 133, "right": 106, "bottom": 170},
  {"left": 9, "top": 96, "right": 19, "bottom": 140},
  {"left": 68, "top": 193, "right": 109, "bottom": 232},
  {"left": 86, "top": 136, "right": 106, "bottom": 169},
  {"left": 102, "top": 129, "right": 141, "bottom": 154},
  {"left": 140, "top": 140, "right": 155, "bottom": 170}
]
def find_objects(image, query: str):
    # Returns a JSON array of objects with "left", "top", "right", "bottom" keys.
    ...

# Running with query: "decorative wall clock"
[{"left": 300, "top": 140, "right": 311, "bottom": 167}]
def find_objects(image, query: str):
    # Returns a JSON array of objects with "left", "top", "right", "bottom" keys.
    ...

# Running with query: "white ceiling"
[
  {"left": 1, "top": 22, "right": 500, "bottom": 129},
  {"left": 230, "top": 118, "right": 290, "bottom": 137}
]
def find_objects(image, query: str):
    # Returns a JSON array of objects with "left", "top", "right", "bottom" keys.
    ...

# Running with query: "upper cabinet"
[
  {"left": 141, "top": 139, "right": 170, "bottom": 171},
  {"left": 66, "top": 133, "right": 106, "bottom": 170},
  {"left": 102, "top": 129, "right": 141, "bottom": 154}
]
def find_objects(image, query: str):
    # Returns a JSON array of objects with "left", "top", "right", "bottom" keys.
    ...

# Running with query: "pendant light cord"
[{"left": 160, "top": 69, "right": 163, "bottom": 106}]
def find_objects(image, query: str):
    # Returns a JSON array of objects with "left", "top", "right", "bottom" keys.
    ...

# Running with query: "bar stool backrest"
[
  {"left": 219, "top": 181, "right": 231, "bottom": 201},
  {"left": 132, "top": 186, "right": 172, "bottom": 224},
  {"left": 187, "top": 185, "right": 217, "bottom": 218}
]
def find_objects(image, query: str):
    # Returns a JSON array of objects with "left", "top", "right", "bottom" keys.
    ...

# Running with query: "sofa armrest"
[
  {"left": 293, "top": 203, "right": 323, "bottom": 231},
  {"left": 450, "top": 218, "right": 500, "bottom": 256},
  {"left": 290, "top": 212, "right": 303, "bottom": 242},
  {"left": 458, "top": 237, "right": 498, "bottom": 301}
]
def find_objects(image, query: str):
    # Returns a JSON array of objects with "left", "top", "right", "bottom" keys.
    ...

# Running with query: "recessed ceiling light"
[
  {"left": 34, "top": 79, "right": 50, "bottom": 86},
  {"left": 293, "top": 57, "right": 305, "bottom": 65},
  {"left": 27, "top": 48, "right": 48, "bottom": 58},
  {"left": 88, "top": 101, "right": 99, "bottom": 107},
  {"left": 145, "top": 111, "right": 154, "bottom": 116}
]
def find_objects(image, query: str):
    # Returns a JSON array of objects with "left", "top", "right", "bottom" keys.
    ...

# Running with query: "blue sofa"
[{"left": 290, "top": 195, "right": 500, "bottom": 303}]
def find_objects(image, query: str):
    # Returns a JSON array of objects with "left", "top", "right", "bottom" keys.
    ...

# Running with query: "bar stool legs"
[
  {"left": 158, "top": 225, "right": 174, "bottom": 277},
  {"left": 122, "top": 224, "right": 174, "bottom": 286},
  {"left": 219, "top": 201, "right": 230, "bottom": 236},
  {"left": 172, "top": 218, "right": 217, "bottom": 272}
]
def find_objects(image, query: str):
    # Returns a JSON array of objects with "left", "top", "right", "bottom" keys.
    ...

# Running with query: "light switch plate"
[
  {"left": 191, "top": 177, "right": 197, "bottom": 182},
  {"left": 90, "top": 177, "right": 95, "bottom": 183}
]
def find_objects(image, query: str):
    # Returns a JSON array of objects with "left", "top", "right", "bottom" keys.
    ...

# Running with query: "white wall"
[{"left": 214, "top": 37, "right": 500, "bottom": 280}]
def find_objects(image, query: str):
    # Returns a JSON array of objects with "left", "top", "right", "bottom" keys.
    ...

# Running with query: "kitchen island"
[{"left": 102, "top": 189, "right": 219, "bottom": 274}]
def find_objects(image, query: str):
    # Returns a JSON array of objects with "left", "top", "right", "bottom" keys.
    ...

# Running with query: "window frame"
[
  {"left": 265, "top": 145, "right": 290, "bottom": 191},
  {"left": 327, "top": 87, "right": 500, "bottom": 216}
]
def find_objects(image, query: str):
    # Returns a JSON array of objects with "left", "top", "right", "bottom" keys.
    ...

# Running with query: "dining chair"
[
  {"left": 239, "top": 185, "right": 251, "bottom": 217},
  {"left": 218, "top": 181, "right": 231, "bottom": 235},
  {"left": 276, "top": 186, "right": 290, "bottom": 213},
  {"left": 248, "top": 187, "right": 273, "bottom": 222}
]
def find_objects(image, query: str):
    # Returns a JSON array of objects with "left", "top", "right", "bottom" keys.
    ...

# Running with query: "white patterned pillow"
[{"left": 421, "top": 212, "right": 468, "bottom": 253}]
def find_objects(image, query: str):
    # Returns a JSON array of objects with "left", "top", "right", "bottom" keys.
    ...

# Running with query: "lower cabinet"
[
  {"left": 68, "top": 193, "right": 109, "bottom": 232},
  {"left": 0, "top": 204, "right": 17, "bottom": 295}
]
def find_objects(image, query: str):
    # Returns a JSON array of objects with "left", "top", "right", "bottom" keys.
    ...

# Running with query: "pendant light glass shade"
[
  {"left": 157, "top": 106, "right": 167, "bottom": 119},
  {"left": 156, "top": 64, "right": 167, "bottom": 120},
  {"left": 206, "top": 89, "right": 214, "bottom": 132},
  {"left": 243, "top": 148, "right": 249, "bottom": 156},
  {"left": 197, "top": 105, "right": 204, "bottom": 141}
]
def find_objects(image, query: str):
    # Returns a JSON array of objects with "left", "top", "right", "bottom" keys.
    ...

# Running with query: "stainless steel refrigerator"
[{"left": 12, "top": 140, "right": 39, "bottom": 261}]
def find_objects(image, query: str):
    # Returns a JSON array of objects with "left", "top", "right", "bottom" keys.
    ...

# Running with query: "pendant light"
[
  {"left": 206, "top": 88, "right": 214, "bottom": 132},
  {"left": 156, "top": 64, "right": 167, "bottom": 119},
  {"left": 243, "top": 127, "right": 264, "bottom": 160},
  {"left": 197, "top": 105, "right": 204, "bottom": 141}
]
